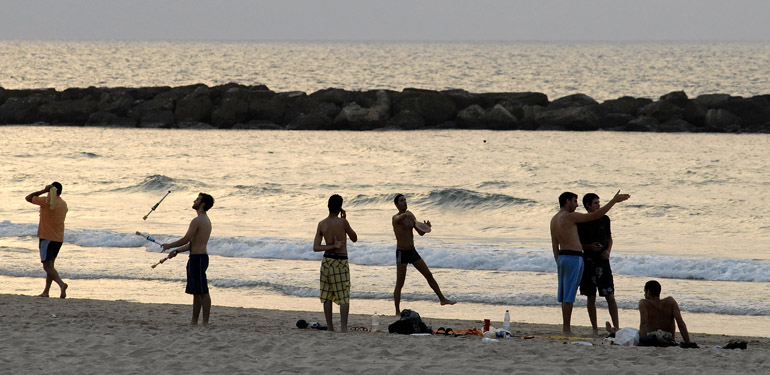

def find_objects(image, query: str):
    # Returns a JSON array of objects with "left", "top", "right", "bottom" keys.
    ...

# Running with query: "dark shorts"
[
  {"left": 186, "top": 254, "right": 209, "bottom": 295},
  {"left": 396, "top": 248, "right": 422, "bottom": 265},
  {"left": 579, "top": 254, "right": 615, "bottom": 297},
  {"left": 39, "top": 239, "right": 63, "bottom": 262}
]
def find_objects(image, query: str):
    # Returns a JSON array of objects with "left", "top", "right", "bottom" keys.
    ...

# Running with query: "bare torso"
[
  {"left": 550, "top": 210, "right": 583, "bottom": 251},
  {"left": 392, "top": 212, "right": 416, "bottom": 249},
  {"left": 189, "top": 214, "right": 211, "bottom": 254},
  {"left": 639, "top": 297, "right": 678, "bottom": 335},
  {"left": 318, "top": 217, "right": 351, "bottom": 254}
]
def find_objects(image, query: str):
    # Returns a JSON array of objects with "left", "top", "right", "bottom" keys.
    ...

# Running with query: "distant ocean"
[{"left": 1, "top": 41, "right": 769, "bottom": 337}]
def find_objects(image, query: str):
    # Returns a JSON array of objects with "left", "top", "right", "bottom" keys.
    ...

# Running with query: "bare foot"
[
  {"left": 605, "top": 321, "right": 618, "bottom": 334},
  {"left": 440, "top": 299, "right": 456, "bottom": 306},
  {"left": 60, "top": 283, "right": 68, "bottom": 299},
  {"left": 38, "top": 293, "right": 49, "bottom": 298},
  {"left": 563, "top": 330, "right": 574, "bottom": 337}
]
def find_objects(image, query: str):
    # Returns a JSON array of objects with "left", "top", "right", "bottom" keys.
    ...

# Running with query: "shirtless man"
[
  {"left": 392, "top": 194, "right": 455, "bottom": 315},
  {"left": 162, "top": 193, "right": 214, "bottom": 326},
  {"left": 638, "top": 280, "right": 691, "bottom": 345},
  {"left": 550, "top": 190, "right": 629, "bottom": 335},
  {"left": 313, "top": 194, "right": 357, "bottom": 332},
  {"left": 26, "top": 182, "right": 68, "bottom": 299}
]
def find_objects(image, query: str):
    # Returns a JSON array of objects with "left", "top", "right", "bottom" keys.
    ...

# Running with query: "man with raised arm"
[
  {"left": 313, "top": 194, "right": 358, "bottom": 332},
  {"left": 550, "top": 190, "right": 629, "bottom": 335},
  {"left": 26, "top": 182, "right": 68, "bottom": 299},
  {"left": 392, "top": 193, "right": 455, "bottom": 316},
  {"left": 162, "top": 193, "right": 214, "bottom": 326}
]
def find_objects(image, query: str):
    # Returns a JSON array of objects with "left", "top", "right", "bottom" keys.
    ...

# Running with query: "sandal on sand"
[
  {"left": 445, "top": 328, "right": 455, "bottom": 337},
  {"left": 435, "top": 327, "right": 446, "bottom": 335}
]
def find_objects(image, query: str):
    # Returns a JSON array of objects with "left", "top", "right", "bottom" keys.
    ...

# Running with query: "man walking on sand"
[
  {"left": 392, "top": 194, "right": 455, "bottom": 315},
  {"left": 578, "top": 193, "right": 620, "bottom": 335},
  {"left": 313, "top": 194, "right": 358, "bottom": 332},
  {"left": 550, "top": 190, "right": 629, "bottom": 335},
  {"left": 162, "top": 193, "right": 214, "bottom": 326},
  {"left": 26, "top": 182, "right": 68, "bottom": 299}
]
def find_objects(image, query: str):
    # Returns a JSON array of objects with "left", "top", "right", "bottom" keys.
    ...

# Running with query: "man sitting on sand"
[
  {"left": 162, "top": 193, "right": 214, "bottom": 326},
  {"left": 392, "top": 194, "right": 455, "bottom": 316},
  {"left": 313, "top": 194, "right": 357, "bottom": 332},
  {"left": 550, "top": 190, "right": 629, "bottom": 335},
  {"left": 26, "top": 182, "right": 69, "bottom": 299},
  {"left": 638, "top": 280, "right": 692, "bottom": 346}
]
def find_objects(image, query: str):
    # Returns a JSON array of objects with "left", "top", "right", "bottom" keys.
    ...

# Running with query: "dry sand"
[{"left": 1, "top": 293, "right": 767, "bottom": 375}]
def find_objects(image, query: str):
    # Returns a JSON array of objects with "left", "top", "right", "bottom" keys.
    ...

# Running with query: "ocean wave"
[
  {"left": 111, "top": 175, "right": 203, "bottom": 192},
  {"left": 346, "top": 188, "right": 534, "bottom": 210},
  {"left": 419, "top": 188, "right": 535, "bottom": 210},
  {"left": 2, "top": 221, "right": 769, "bottom": 283},
  {"left": 229, "top": 184, "right": 285, "bottom": 197}
]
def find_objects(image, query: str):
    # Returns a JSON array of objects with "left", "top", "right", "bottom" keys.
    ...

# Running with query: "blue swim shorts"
[
  {"left": 39, "top": 239, "right": 63, "bottom": 262},
  {"left": 557, "top": 252, "right": 584, "bottom": 303}
]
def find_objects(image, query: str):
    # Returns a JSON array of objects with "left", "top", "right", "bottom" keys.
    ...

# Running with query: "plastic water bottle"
[
  {"left": 371, "top": 311, "right": 379, "bottom": 332},
  {"left": 503, "top": 310, "right": 511, "bottom": 332}
]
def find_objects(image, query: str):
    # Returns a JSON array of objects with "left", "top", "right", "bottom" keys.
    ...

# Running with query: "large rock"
[
  {"left": 175, "top": 86, "right": 212, "bottom": 123},
  {"left": 599, "top": 96, "right": 653, "bottom": 116},
  {"left": 600, "top": 113, "right": 633, "bottom": 129},
  {"left": 623, "top": 116, "right": 658, "bottom": 132},
  {"left": 704, "top": 109, "right": 741, "bottom": 132},
  {"left": 333, "top": 90, "right": 391, "bottom": 129},
  {"left": 694, "top": 94, "right": 731, "bottom": 108},
  {"left": 37, "top": 98, "right": 99, "bottom": 124},
  {"left": 392, "top": 89, "right": 455, "bottom": 126},
  {"left": 286, "top": 113, "right": 333, "bottom": 130},
  {"left": 98, "top": 89, "right": 136, "bottom": 116},
  {"left": 481, "top": 104, "right": 519, "bottom": 130},
  {"left": 86, "top": 111, "right": 137, "bottom": 127},
  {"left": 719, "top": 96, "right": 770, "bottom": 126},
  {"left": 0, "top": 95, "right": 47, "bottom": 124},
  {"left": 549, "top": 93, "right": 598, "bottom": 109},
  {"left": 456, "top": 104, "right": 486, "bottom": 128},
  {"left": 639, "top": 101, "right": 683, "bottom": 122},
  {"left": 387, "top": 110, "right": 426, "bottom": 130},
  {"left": 659, "top": 91, "right": 689, "bottom": 107},
  {"left": 535, "top": 107, "right": 600, "bottom": 131}
]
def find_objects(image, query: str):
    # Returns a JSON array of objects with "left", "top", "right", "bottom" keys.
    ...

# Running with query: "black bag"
[{"left": 388, "top": 309, "right": 431, "bottom": 334}]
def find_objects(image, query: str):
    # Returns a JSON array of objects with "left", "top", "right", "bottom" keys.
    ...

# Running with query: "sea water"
[
  {"left": 2, "top": 127, "right": 769, "bottom": 337},
  {"left": 1, "top": 41, "right": 770, "bottom": 337}
]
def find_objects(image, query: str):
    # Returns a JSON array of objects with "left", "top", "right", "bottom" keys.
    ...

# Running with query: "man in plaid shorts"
[{"left": 313, "top": 194, "right": 358, "bottom": 332}]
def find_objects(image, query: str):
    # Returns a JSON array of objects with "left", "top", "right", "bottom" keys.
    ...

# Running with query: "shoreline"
[{"left": 2, "top": 293, "right": 768, "bottom": 374}]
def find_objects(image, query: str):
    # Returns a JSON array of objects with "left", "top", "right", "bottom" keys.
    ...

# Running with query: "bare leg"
[
  {"left": 192, "top": 295, "right": 202, "bottom": 325},
  {"left": 393, "top": 263, "right": 407, "bottom": 315},
  {"left": 413, "top": 259, "right": 455, "bottom": 306},
  {"left": 605, "top": 294, "right": 619, "bottom": 330},
  {"left": 323, "top": 300, "right": 335, "bottom": 332},
  {"left": 201, "top": 293, "right": 211, "bottom": 326},
  {"left": 340, "top": 303, "right": 349, "bottom": 332},
  {"left": 561, "top": 302, "right": 574, "bottom": 336},
  {"left": 41, "top": 260, "right": 66, "bottom": 298},
  {"left": 586, "top": 295, "right": 598, "bottom": 334}
]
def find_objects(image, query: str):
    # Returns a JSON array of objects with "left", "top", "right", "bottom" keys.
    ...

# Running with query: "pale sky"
[{"left": 1, "top": 0, "right": 769, "bottom": 42}]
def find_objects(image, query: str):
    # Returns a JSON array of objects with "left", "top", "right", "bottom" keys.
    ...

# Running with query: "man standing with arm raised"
[
  {"left": 162, "top": 193, "right": 214, "bottom": 326},
  {"left": 26, "top": 182, "right": 68, "bottom": 299},
  {"left": 392, "top": 193, "right": 455, "bottom": 316},
  {"left": 313, "top": 194, "right": 358, "bottom": 332},
  {"left": 550, "top": 190, "right": 629, "bottom": 336}
]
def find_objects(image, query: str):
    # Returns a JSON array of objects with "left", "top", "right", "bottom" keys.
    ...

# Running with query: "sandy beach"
[{"left": 1, "top": 293, "right": 767, "bottom": 375}]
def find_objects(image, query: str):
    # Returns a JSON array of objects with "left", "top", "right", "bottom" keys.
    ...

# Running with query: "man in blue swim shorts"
[
  {"left": 163, "top": 193, "right": 215, "bottom": 326},
  {"left": 550, "top": 190, "right": 629, "bottom": 335}
]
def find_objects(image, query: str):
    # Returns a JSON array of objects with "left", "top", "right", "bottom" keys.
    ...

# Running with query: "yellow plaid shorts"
[{"left": 320, "top": 257, "right": 350, "bottom": 305}]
